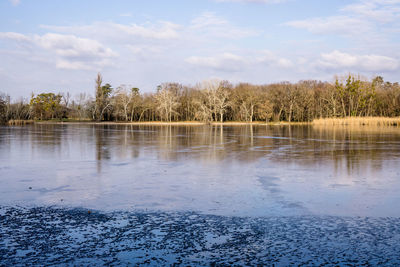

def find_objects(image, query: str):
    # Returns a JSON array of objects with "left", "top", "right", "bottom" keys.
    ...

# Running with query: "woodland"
[{"left": 1, "top": 74, "right": 399, "bottom": 124}]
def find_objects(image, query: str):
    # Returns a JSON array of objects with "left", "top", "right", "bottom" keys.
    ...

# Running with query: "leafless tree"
[
  {"left": 114, "top": 85, "right": 140, "bottom": 121},
  {"left": 154, "top": 83, "right": 180, "bottom": 122},
  {"left": 61, "top": 92, "right": 71, "bottom": 108},
  {"left": 201, "top": 79, "right": 231, "bottom": 122}
]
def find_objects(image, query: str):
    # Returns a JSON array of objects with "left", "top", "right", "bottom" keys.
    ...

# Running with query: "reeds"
[
  {"left": 312, "top": 117, "right": 400, "bottom": 127},
  {"left": 7, "top": 120, "right": 34, "bottom": 126}
]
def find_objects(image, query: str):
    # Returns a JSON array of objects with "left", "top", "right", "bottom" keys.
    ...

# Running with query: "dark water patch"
[
  {"left": 110, "top": 162, "right": 130, "bottom": 167},
  {"left": 30, "top": 185, "right": 74, "bottom": 194}
]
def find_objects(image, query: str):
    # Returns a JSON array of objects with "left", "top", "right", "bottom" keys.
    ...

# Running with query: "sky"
[{"left": 0, "top": 0, "right": 399, "bottom": 98}]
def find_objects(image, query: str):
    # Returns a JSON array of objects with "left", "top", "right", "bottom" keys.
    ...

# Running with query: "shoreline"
[
  {"left": 6, "top": 117, "right": 400, "bottom": 128},
  {"left": 24, "top": 120, "right": 312, "bottom": 126}
]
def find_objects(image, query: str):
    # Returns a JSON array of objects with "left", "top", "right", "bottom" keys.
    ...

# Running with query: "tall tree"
[
  {"left": 154, "top": 83, "right": 180, "bottom": 122},
  {"left": 114, "top": 85, "right": 140, "bottom": 121},
  {"left": 201, "top": 79, "right": 231, "bottom": 122},
  {"left": 0, "top": 94, "right": 7, "bottom": 124},
  {"left": 94, "top": 73, "right": 113, "bottom": 121}
]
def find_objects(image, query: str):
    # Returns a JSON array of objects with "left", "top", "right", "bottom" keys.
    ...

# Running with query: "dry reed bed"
[
  {"left": 312, "top": 125, "right": 400, "bottom": 137},
  {"left": 313, "top": 117, "right": 400, "bottom": 127}
]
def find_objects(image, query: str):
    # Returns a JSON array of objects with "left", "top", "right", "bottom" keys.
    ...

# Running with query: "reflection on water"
[{"left": 0, "top": 124, "right": 399, "bottom": 217}]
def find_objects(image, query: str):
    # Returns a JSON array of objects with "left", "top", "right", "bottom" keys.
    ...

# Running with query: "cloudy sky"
[{"left": 1, "top": 0, "right": 399, "bottom": 98}]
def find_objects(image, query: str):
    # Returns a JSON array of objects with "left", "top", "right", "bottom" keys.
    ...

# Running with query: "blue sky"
[{"left": 1, "top": 0, "right": 399, "bottom": 98}]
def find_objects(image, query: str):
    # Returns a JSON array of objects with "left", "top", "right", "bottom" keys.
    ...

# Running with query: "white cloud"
[
  {"left": 0, "top": 32, "right": 30, "bottom": 42},
  {"left": 1, "top": 12, "right": 260, "bottom": 76},
  {"left": 41, "top": 21, "right": 181, "bottom": 41},
  {"left": 38, "top": 13, "right": 258, "bottom": 65},
  {"left": 185, "top": 50, "right": 296, "bottom": 73},
  {"left": 342, "top": 0, "right": 400, "bottom": 23},
  {"left": 190, "top": 12, "right": 228, "bottom": 29},
  {"left": 186, "top": 53, "right": 247, "bottom": 72},
  {"left": 41, "top": 13, "right": 258, "bottom": 43},
  {"left": 190, "top": 12, "right": 258, "bottom": 39},
  {"left": 317, "top": 50, "right": 398, "bottom": 72},
  {"left": 285, "top": 16, "right": 371, "bottom": 36},
  {"left": 9, "top": 0, "right": 20, "bottom": 6},
  {"left": 285, "top": 0, "right": 400, "bottom": 40},
  {"left": 257, "top": 50, "right": 294, "bottom": 68},
  {"left": 34, "top": 33, "right": 117, "bottom": 70},
  {"left": 55, "top": 60, "right": 93, "bottom": 70},
  {"left": 40, "top": 12, "right": 259, "bottom": 49},
  {"left": 35, "top": 33, "right": 116, "bottom": 59},
  {"left": 276, "top": 58, "right": 294, "bottom": 68},
  {"left": 126, "top": 44, "right": 165, "bottom": 59},
  {"left": 0, "top": 32, "right": 116, "bottom": 70},
  {"left": 110, "top": 22, "right": 181, "bottom": 40}
]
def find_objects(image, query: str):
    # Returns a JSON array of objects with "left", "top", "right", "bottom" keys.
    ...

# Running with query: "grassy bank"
[{"left": 312, "top": 117, "right": 400, "bottom": 127}]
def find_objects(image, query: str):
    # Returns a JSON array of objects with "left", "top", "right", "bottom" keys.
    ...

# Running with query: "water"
[{"left": 1, "top": 123, "right": 400, "bottom": 217}]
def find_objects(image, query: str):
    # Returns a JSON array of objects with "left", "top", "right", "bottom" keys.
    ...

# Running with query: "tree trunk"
[
  {"left": 130, "top": 108, "right": 135, "bottom": 122},
  {"left": 250, "top": 105, "right": 254, "bottom": 122}
]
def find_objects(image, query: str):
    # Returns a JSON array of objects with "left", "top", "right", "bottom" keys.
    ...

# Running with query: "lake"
[{"left": 1, "top": 123, "right": 399, "bottom": 217}]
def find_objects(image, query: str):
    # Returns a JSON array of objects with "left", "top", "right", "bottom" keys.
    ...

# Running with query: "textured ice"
[{"left": 1, "top": 206, "right": 400, "bottom": 266}]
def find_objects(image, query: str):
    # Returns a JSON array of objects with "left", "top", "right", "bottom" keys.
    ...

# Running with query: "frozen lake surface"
[
  {"left": 1, "top": 124, "right": 400, "bottom": 265},
  {"left": 1, "top": 124, "right": 399, "bottom": 217}
]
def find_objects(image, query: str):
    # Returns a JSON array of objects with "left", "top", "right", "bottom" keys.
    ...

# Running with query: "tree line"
[{"left": 1, "top": 74, "right": 400, "bottom": 124}]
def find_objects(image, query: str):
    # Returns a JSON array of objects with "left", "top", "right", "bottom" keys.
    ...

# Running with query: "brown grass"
[{"left": 312, "top": 117, "right": 400, "bottom": 127}]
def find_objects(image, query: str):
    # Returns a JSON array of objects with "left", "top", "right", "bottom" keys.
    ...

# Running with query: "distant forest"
[{"left": 1, "top": 74, "right": 400, "bottom": 124}]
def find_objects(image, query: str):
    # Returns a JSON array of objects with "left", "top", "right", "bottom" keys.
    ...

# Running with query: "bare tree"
[
  {"left": 267, "top": 84, "right": 286, "bottom": 121},
  {"left": 232, "top": 83, "right": 260, "bottom": 122},
  {"left": 113, "top": 85, "right": 140, "bottom": 121},
  {"left": 73, "top": 93, "right": 90, "bottom": 120},
  {"left": 201, "top": 79, "right": 231, "bottom": 122},
  {"left": 154, "top": 83, "right": 180, "bottom": 122},
  {"left": 61, "top": 92, "right": 71, "bottom": 108},
  {"left": 193, "top": 89, "right": 213, "bottom": 122},
  {"left": 257, "top": 91, "right": 273, "bottom": 123}
]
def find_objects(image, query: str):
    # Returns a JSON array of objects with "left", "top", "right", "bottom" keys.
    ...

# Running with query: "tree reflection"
[{"left": 86, "top": 124, "right": 400, "bottom": 175}]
